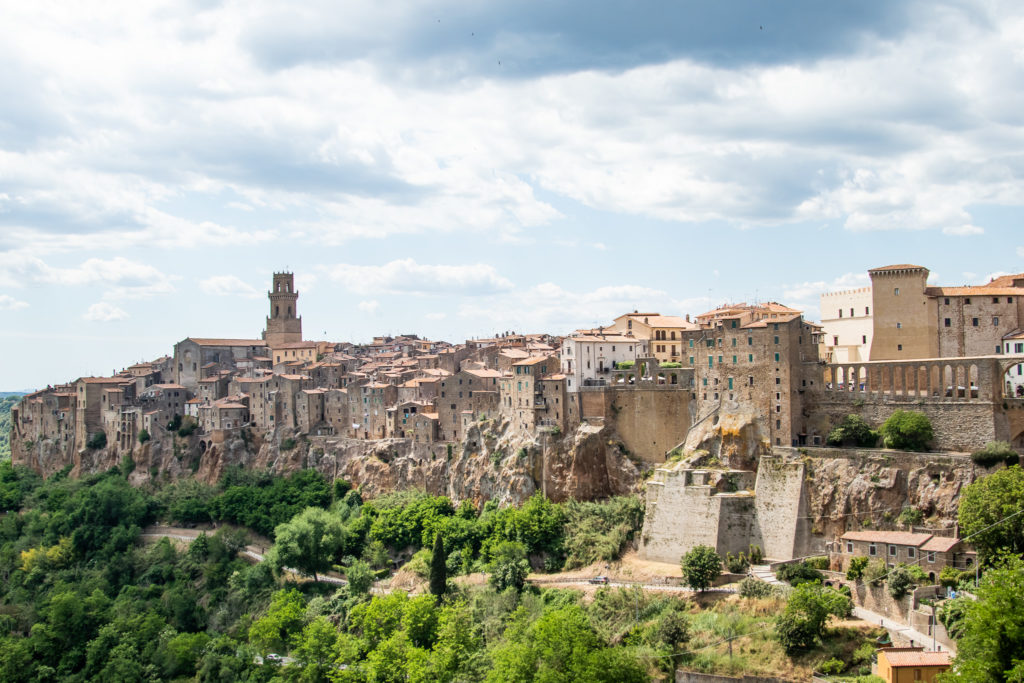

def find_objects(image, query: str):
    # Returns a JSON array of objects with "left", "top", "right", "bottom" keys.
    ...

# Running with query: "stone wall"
[
  {"left": 753, "top": 456, "right": 819, "bottom": 560},
  {"left": 608, "top": 388, "right": 692, "bottom": 463},
  {"left": 807, "top": 393, "right": 1000, "bottom": 452},
  {"left": 676, "top": 672, "right": 794, "bottom": 683}
]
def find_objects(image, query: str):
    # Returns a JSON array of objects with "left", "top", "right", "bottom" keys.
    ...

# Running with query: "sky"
[{"left": 2, "top": 0, "right": 1024, "bottom": 390}]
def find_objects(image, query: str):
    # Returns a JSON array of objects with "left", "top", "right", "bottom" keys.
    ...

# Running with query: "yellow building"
[
  {"left": 876, "top": 648, "right": 950, "bottom": 683},
  {"left": 610, "top": 312, "right": 698, "bottom": 364}
]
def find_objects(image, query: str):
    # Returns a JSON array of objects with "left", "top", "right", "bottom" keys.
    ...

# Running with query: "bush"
[
  {"left": 898, "top": 507, "right": 923, "bottom": 528},
  {"left": 887, "top": 564, "right": 917, "bottom": 599},
  {"left": 804, "top": 556, "right": 829, "bottom": 571},
  {"left": 616, "top": 360, "right": 635, "bottom": 369},
  {"left": 971, "top": 441, "right": 1019, "bottom": 468},
  {"left": 819, "top": 657, "right": 845, "bottom": 675},
  {"left": 137, "top": 429, "right": 151, "bottom": 445},
  {"left": 177, "top": 418, "right": 197, "bottom": 438},
  {"left": 846, "top": 556, "right": 869, "bottom": 581},
  {"left": 853, "top": 641, "right": 876, "bottom": 664},
  {"left": 879, "top": 410, "right": 933, "bottom": 451},
  {"left": 167, "top": 414, "right": 182, "bottom": 432},
  {"left": 738, "top": 576, "right": 777, "bottom": 598},
  {"left": 863, "top": 559, "right": 888, "bottom": 586},
  {"left": 87, "top": 431, "right": 107, "bottom": 450},
  {"left": 748, "top": 544, "right": 764, "bottom": 564},
  {"left": 724, "top": 551, "right": 749, "bottom": 573},
  {"left": 939, "top": 565, "right": 961, "bottom": 588},
  {"left": 680, "top": 545, "right": 721, "bottom": 592},
  {"left": 280, "top": 438, "right": 297, "bottom": 451},
  {"left": 826, "top": 415, "right": 878, "bottom": 448},
  {"left": 776, "top": 561, "right": 824, "bottom": 586}
]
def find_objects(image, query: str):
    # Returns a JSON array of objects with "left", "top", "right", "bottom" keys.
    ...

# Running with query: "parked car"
[{"left": 588, "top": 576, "right": 609, "bottom": 584}]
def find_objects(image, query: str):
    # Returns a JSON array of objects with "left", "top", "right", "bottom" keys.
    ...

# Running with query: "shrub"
[
  {"left": 819, "top": 657, "right": 845, "bottom": 675},
  {"left": 898, "top": 506, "right": 923, "bottom": 528},
  {"left": 971, "top": 441, "right": 1019, "bottom": 468},
  {"left": 804, "top": 556, "right": 829, "bottom": 571},
  {"left": 846, "top": 556, "right": 869, "bottom": 581},
  {"left": 863, "top": 559, "right": 888, "bottom": 587},
  {"left": 826, "top": 415, "right": 878, "bottom": 448},
  {"left": 659, "top": 361, "right": 683, "bottom": 369},
  {"left": 137, "top": 429, "right": 151, "bottom": 445},
  {"left": 853, "top": 641, "right": 876, "bottom": 664},
  {"left": 879, "top": 410, "right": 933, "bottom": 451},
  {"left": 776, "top": 561, "right": 824, "bottom": 586},
  {"left": 167, "top": 414, "right": 182, "bottom": 432},
  {"left": 748, "top": 544, "right": 764, "bottom": 564},
  {"left": 617, "top": 360, "right": 635, "bottom": 370},
  {"left": 738, "top": 576, "right": 776, "bottom": 598},
  {"left": 680, "top": 545, "right": 722, "bottom": 592},
  {"left": 939, "top": 565, "right": 961, "bottom": 588},
  {"left": 887, "top": 564, "right": 917, "bottom": 599},
  {"left": 86, "top": 431, "right": 107, "bottom": 450},
  {"left": 280, "top": 437, "right": 297, "bottom": 451},
  {"left": 177, "top": 418, "right": 197, "bottom": 438},
  {"left": 724, "top": 551, "right": 749, "bottom": 573}
]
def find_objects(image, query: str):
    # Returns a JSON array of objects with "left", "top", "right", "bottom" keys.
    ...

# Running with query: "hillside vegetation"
[{"left": 0, "top": 395, "right": 20, "bottom": 461}]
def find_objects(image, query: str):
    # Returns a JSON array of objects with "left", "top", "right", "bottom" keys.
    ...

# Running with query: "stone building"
[
  {"left": 560, "top": 333, "right": 648, "bottom": 391},
  {"left": 174, "top": 337, "right": 268, "bottom": 390},
  {"left": 263, "top": 272, "right": 302, "bottom": 346},
  {"left": 834, "top": 530, "right": 975, "bottom": 582},
  {"left": 610, "top": 312, "right": 698, "bottom": 364},
  {"left": 436, "top": 368, "right": 502, "bottom": 441},
  {"left": 820, "top": 286, "right": 873, "bottom": 363},
  {"left": 500, "top": 355, "right": 560, "bottom": 435}
]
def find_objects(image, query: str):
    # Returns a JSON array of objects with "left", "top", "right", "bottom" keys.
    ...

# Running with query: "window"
[
  {"left": 748, "top": 376, "right": 754, "bottom": 386},
  {"left": 775, "top": 419, "right": 781, "bottom": 428},
  {"left": 972, "top": 318, "right": 979, "bottom": 327},
  {"left": 869, "top": 544, "right": 877, "bottom": 556},
  {"left": 748, "top": 354, "right": 753, "bottom": 362},
  {"left": 728, "top": 378, "right": 733, "bottom": 390},
  {"left": 1016, "top": 343, "right": 1024, "bottom": 353},
  {"left": 732, "top": 355, "right": 737, "bottom": 364},
  {"left": 731, "top": 320, "right": 737, "bottom": 329},
  {"left": 993, "top": 297, "right": 1000, "bottom": 304},
  {"left": 897, "top": 344, "right": 903, "bottom": 351},
  {"left": 732, "top": 338, "right": 737, "bottom": 347},
  {"left": 747, "top": 336, "right": 753, "bottom": 346},
  {"left": 907, "top": 547, "right": 915, "bottom": 559},
  {"left": 850, "top": 308, "right": 854, "bottom": 317},
  {"left": 775, "top": 377, "right": 781, "bottom": 385},
  {"left": 896, "top": 322, "right": 902, "bottom": 329},
  {"left": 944, "top": 297, "right": 950, "bottom": 305},
  {"left": 944, "top": 318, "right": 951, "bottom": 327},
  {"left": 865, "top": 306, "right": 870, "bottom": 314},
  {"left": 774, "top": 352, "right": 780, "bottom": 362},
  {"left": 993, "top": 317, "right": 999, "bottom": 326},
  {"left": 894, "top": 287, "right": 900, "bottom": 296},
  {"left": 965, "top": 298, "right": 971, "bottom": 304},
  {"left": 927, "top": 552, "right": 935, "bottom": 563},
  {"left": 774, "top": 336, "right": 780, "bottom": 344},
  {"left": 689, "top": 356, "right": 694, "bottom": 365},
  {"left": 862, "top": 335, "right": 867, "bottom": 344},
  {"left": 1009, "top": 297, "right": 1014, "bottom": 303},
  {"left": 689, "top": 339, "right": 694, "bottom": 348},
  {"left": 838, "top": 309, "right": 843, "bottom": 318},
  {"left": 718, "top": 355, "right": 723, "bottom": 364},
  {"left": 889, "top": 545, "right": 897, "bottom": 556},
  {"left": 846, "top": 542, "right": 853, "bottom": 553}
]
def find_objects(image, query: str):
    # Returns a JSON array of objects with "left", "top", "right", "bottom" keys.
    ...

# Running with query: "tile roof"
[
  {"left": 841, "top": 530, "right": 933, "bottom": 546},
  {"left": 986, "top": 272, "right": 1024, "bottom": 287},
  {"left": 881, "top": 650, "right": 951, "bottom": 667},
  {"left": 926, "top": 286, "right": 1023, "bottom": 296},
  {"left": 187, "top": 338, "right": 266, "bottom": 347},
  {"left": 920, "top": 536, "right": 963, "bottom": 552}
]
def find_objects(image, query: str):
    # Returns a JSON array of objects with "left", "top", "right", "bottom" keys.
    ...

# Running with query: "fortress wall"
[
  {"left": 752, "top": 456, "right": 814, "bottom": 561},
  {"left": 610, "top": 389, "right": 691, "bottom": 463}
]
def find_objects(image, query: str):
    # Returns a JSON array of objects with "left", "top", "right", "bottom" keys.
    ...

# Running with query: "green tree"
[
  {"left": 775, "top": 582, "right": 851, "bottom": 653},
  {"left": 249, "top": 588, "right": 307, "bottom": 655},
  {"left": 680, "top": 545, "right": 721, "bottom": 592},
  {"left": 943, "top": 557, "right": 1024, "bottom": 682},
  {"left": 345, "top": 559, "right": 374, "bottom": 595},
  {"left": 137, "top": 429, "right": 151, "bottom": 445},
  {"left": 431, "top": 601, "right": 484, "bottom": 683},
  {"left": 878, "top": 410, "right": 933, "bottom": 451},
  {"left": 826, "top": 414, "right": 878, "bottom": 447},
  {"left": 268, "top": 506, "right": 346, "bottom": 582},
  {"left": 430, "top": 532, "right": 447, "bottom": 601},
  {"left": 958, "top": 465, "right": 1024, "bottom": 559},
  {"left": 291, "top": 616, "right": 338, "bottom": 683},
  {"left": 846, "top": 556, "right": 869, "bottom": 581},
  {"left": 971, "top": 441, "right": 1019, "bottom": 468},
  {"left": 488, "top": 541, "right": 530, "bottom": 593}
]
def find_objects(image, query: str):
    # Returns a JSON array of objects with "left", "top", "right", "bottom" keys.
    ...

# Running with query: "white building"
[
  {"left": 820, "top": 287, "right": 873, "bottom": 363},
  {"left": 560, "top": 334, "right": 647, "bottom": 391},
  {"left": 1003, "top": 330, "right": 1024, "bottom": 397}
]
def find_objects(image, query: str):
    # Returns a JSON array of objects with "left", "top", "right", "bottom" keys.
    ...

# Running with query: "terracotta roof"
[
  {"left": 278, "top": 374, "right": 308, "bottom": 381},
  {"left": 920, "top": 536, "right": 963, "bottom": 553},
  {"left": 986, "top": 273, "right": 1024, "bottom": 287},
  {"left": 514, "top": 356, "right": 554, "bottom": 366},
  {"left": 570, "top": 334, "right": 641, "bottom": 343},
  {"left": 841, "top": 530, "right": 933, "bottom": 546},
  {"left": 420, "top": 412, "right": 439, "bottom": 420},
  {"left": 187, "top": 338, "right": 266, "bottom": 347},
  {"left": 542, "top": 373, "right": 567, "bottom": 380},
  {"left": 274, "top": 341, "right": 318, "bottom": 349},
  {"left": 926, "top": 286, "right": 1023, "bottom": 296},
  {"left": 869, "top": 264, "right": 928, "bottom": 272},
  {"left": 880, "top": 650, "right": 951, "bottom": 667},
  {"left": 1003, "top": 329, "right": 1024, "bottom": 340},
  {"left": 464, "top": 368, "right": 503, "bottom": 378},
  {"left": 216, "top": 402, "right": 247, "bottom": 410},
  {"left": 630, "top": 314, "right": 698, "bottom": 329},
  {"left": 79, "top": 376, "right": 132, "bottom": 384}
]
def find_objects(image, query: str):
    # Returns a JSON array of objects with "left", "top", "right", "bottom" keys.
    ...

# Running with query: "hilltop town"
[{"left": 6, "top": 263, "right": 1024, "bottom": 678}]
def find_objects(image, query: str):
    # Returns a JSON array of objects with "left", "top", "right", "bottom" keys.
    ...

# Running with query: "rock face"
[{"left": 18, "top": 417, "right": 643, "bottom": 505}]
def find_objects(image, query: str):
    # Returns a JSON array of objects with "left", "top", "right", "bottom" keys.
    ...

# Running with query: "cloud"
[
  {"left": 326, "top": 259, "right": 514, "bottom": 296},
  {"left": 0, "top": 294, "right": 28, "bottom": 310},
  {"left": 200, "top": 275, "right": 261, "bottom": 298},
  {"left": 781, "top": 272, "right": 871, "bottom": 321},
  {"left": 357, "top": 299, "right": 380, "bottom": 314},
  {"left": 425, "top": 312, "right": 446, "bottom": 320},
  {"left": 83, "top": 302, "right": 129, "bottom": 322},
  {"left": 0, "top": 254, "right": 175, "bottom": 299}
]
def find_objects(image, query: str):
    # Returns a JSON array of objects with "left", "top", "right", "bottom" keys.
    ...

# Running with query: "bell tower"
[{"left": 263, "top": 272, "right": 303, "bottom": 346}]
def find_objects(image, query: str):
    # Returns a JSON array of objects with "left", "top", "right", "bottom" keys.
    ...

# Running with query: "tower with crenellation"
[{"left": 263, "top": 272, "right": 303, "bottom": 346}]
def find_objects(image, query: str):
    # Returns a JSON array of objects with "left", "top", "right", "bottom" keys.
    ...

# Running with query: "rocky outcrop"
[{"left": 18, "top": 418, "right": 643, "bottom": 505}]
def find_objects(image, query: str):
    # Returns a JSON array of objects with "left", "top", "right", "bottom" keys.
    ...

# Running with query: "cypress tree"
[{"left": 429, "top": 531, "right": 447, "bottom": 601}]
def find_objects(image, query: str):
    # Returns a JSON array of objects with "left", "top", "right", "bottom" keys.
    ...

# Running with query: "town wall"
[
  {"left": 752, "top": 456, "right": 818, "bottom": 560},
  {"left": 608, "top": 388, "right": 691, "bottom": 463}
]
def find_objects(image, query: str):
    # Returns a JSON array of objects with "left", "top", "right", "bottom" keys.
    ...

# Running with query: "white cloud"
[
  {"left": 0, "top": 294, "right": 28, "bottom": 310},
  {"left": 83, "top": 302, "right": 129, "bottom": 322},
  {"left": 326, "top": 259, "right": 514, "bottom": 296},
  {"left": 357, "top": 300, "right": 380, "bottom": 314},
  {"left": 0, "top": 254, "right": 175, "bottom": 299},
  {"left": 781, "top": 272, "right": 871, "bottom": 322},
  {"left": 425, "top": 312, "right": 446, "bottom": 320},
  {"left": 200, "top": 275, "right": 261, "bottom": 298}
]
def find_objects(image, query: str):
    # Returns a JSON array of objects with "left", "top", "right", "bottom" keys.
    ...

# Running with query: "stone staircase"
[{"left": 749, "top": 564, "right": 786, "bottom": 586}]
